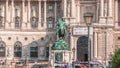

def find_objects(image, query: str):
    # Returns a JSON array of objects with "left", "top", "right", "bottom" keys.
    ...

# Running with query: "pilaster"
[
  {"left": 76, "top": 4, "right": 80, "bottom": 22},
  {"left": 115, "top": 0, "right": 118, "bottom": 28},
  {"left": 97, "top": 32, "right": 104, "bottom": 59},
  {"left": 63, "top": 0, "right": 67, "bottom": 17},
  {"left": 28, "top": 0, "right": 31, "bottom": 29},
  {"left": 5, "top": 0, "right": 9, "bottom": 29},
  {"left": 100, "top": 0, "right": 104, "bottom": 17},
  {"left": 38, "top": 0, "right": 41, "bottom": 30},
  {"left": 11, "top": 0, "right": 14, "bottom": 29},
  {"left": 94, "top": 32, "right": 98, "bottom": 58},
  {"left": 106, "top": 29, "right": 114, "bottom": 60},
  {"left": 109, "top": 0, "right": 113, "bottom": 17},
  {"left": 71, "top": 0, "right": 75, "bottom": 17},
  {"left": 54, "top": 1, "right": 57, "bottom": 22},
  {"left": 22, "top": 0, "right": 25, "bottom": 29},
  {"left": 44, "top": 1, "right": 47, "bottom": 29}
]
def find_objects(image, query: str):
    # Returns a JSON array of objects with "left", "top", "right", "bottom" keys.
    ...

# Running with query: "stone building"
[{"left": 0, "top": 0, "right": 119, "bottom": 68}]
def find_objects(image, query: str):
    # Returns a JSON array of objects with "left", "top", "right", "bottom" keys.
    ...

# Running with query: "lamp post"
[
  {"left": 84, "top": 12, "right": 93, "bottom": 68},
  {"left": 49, "top": 41, "right": 53, "bottom": 68}
]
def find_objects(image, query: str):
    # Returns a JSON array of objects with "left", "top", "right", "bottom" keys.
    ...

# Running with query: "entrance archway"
[{"left": 77, "top": 36, "right": 88, "bottom": 61}]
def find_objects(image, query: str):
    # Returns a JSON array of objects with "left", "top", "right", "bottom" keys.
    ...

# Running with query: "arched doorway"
[{"left": 77, "top": 36, "right": 88, "bottom": 61}]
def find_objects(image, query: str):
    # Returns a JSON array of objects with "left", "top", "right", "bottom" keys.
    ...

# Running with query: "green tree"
[{"left": 111, "top": 48, "right": 120, "bottom": 68}]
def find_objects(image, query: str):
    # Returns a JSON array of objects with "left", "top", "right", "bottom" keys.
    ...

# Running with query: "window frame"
[
  {"left": 30, "top": 46, "right": 38, "bottom": 58},
  {"left": 0, "top": 41, "right": 6, "bottom": 57},
  {"left": 14, "top": 41, "right": 22, "bottom": 57}
]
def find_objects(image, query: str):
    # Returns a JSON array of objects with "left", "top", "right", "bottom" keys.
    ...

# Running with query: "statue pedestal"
[{"left": 50, "top": 50, "right": 72, "bottom": 68}]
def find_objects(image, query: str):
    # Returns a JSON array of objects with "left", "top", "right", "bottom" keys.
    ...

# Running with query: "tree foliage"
[{"left": 111, "top": 48, "right": 120, "bottom": 68}]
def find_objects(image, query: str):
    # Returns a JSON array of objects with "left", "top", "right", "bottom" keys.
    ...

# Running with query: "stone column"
[
  {"left": 11, "top": 0, "right": 14, "bottom": 29},
  {"left": 38, "top": 0, "right": 41, "bottom": 29},
  {"left": 22, "top": 0, "right": 25, "bottom": 21},
  {"left": 44, "top": 1, "right": 47, "bottom": 28},
  {"left": 71, "top": 0, "right": 75, "bottom": 17},
  {"left": 22, "top": 0, "right": 25, "bottom": 28},
  {"left": 100, "top": 0, "right": 104, "bottom": 17},
  {"left": 94, "top": 32, "right": 98, "bottom": 58},
  {"left": 115, "top": 0, "right": 118, "bottom": 27},
  {"left": 97, "top": 33, "right": 102, "bottom": 59},
  {"left": 6, "top": 0, "right": 8, "bottom": 22},
  {"left": 54, "top": 1, "right": 57, "bottom": 22},
  {"left": 71, "top": 35, "right": 75, "bottom": 61},
  {"left": 104, "top": 31, "right": 107, "bottom": 66},
  {"left": 96, "top": 0, "right": 100, "bottom": 22},
  {"left": 63, "top": 0, "right": 67, "bottom": 17},
  {"left": 32, "top": 8, "right": 36, "bottom": 17},
  {"left": 109, "top": 0, "right": 113, "bottom": 17},
  {"left": 5, "top": 0, "right": 9, "bottom": 29},
  {"left": 6, "top": 46, "right": 13, "bottom": 64},
  {"left": 77, "top": 4, "right": 80, "bottom": 22},
  {"left": 28, "top": 0, "right": 31, "bottom": 29}
]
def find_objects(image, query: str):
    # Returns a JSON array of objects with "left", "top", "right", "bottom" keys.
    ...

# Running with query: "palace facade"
[{"left": 0, "top": 0, "right": 119, "bottom": 68}]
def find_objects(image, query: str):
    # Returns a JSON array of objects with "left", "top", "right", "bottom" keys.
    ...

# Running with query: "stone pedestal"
[{"left": 51, "top": 50, "right": 72, "bottom": 68}]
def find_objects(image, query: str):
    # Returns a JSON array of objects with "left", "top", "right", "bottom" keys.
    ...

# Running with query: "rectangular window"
[{"left": 30, "top": 47, "right": 38, "bottom": 57}]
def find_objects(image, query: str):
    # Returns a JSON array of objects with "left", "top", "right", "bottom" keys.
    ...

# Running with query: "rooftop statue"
[{"left": 52, "top": 18, "right": 70, "bottom": 50}]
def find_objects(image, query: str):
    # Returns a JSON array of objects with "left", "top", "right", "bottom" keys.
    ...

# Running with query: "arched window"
[
  {"left": 0, "top": 41, "right": 6, "bottom": 57},
  {"left": 30, "top": 42, "right": 38, "bottom": 57},
  {"left": 14, "top": 41, "right": 22, "bottom": 57}
]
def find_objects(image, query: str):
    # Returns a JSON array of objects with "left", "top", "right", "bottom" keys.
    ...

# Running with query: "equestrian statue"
[{"left": 51, "top": 18, "right": 70, "bottom": 50}]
